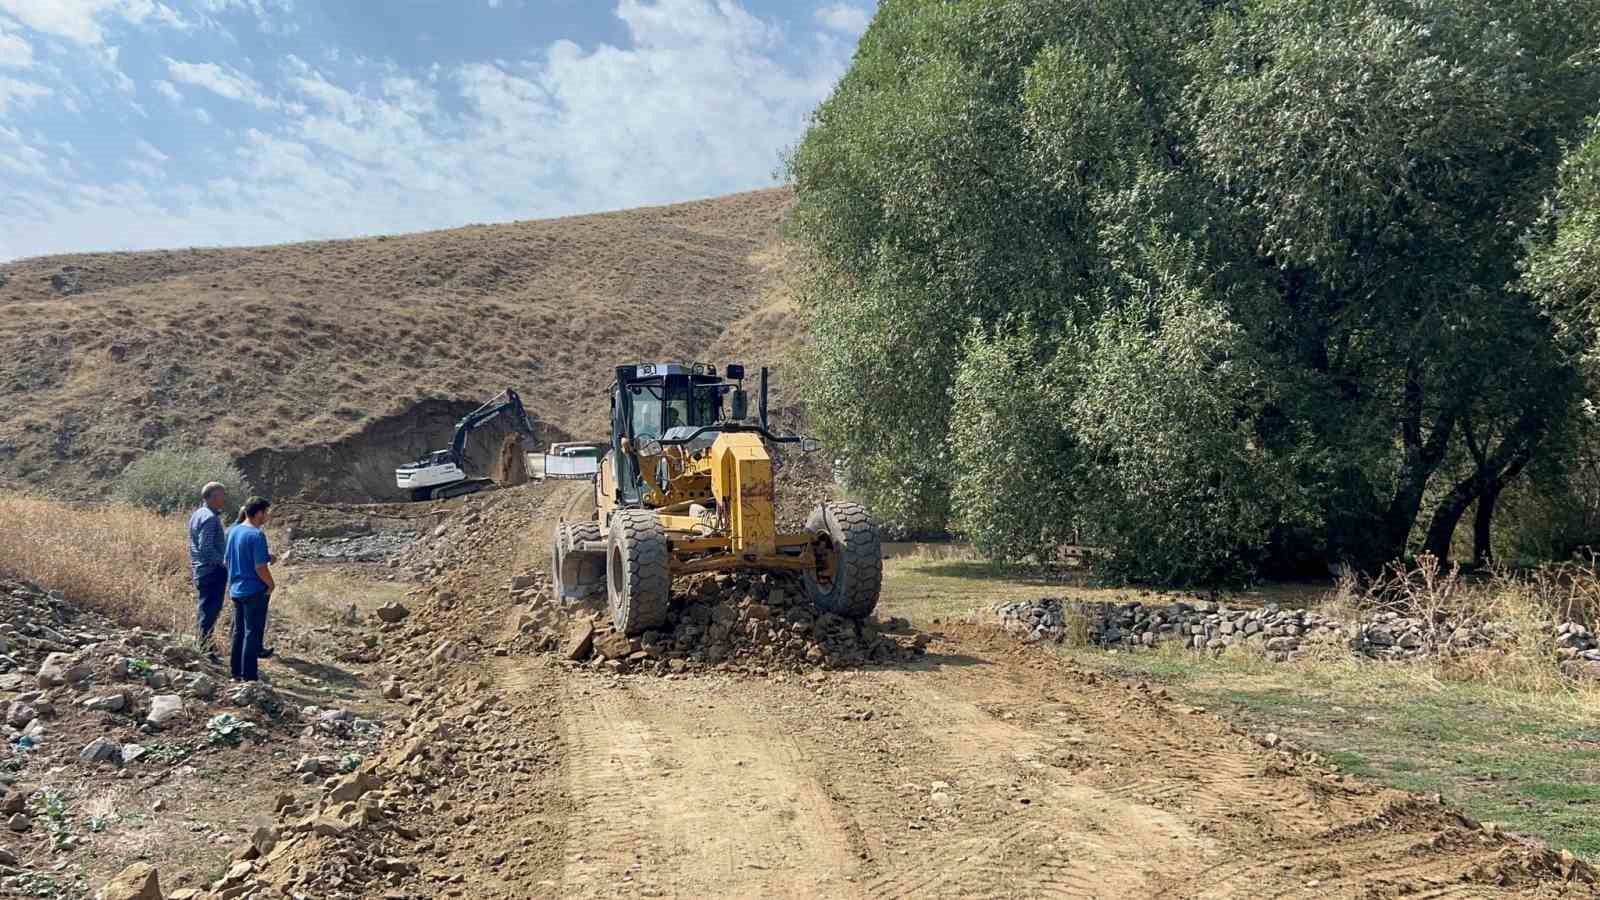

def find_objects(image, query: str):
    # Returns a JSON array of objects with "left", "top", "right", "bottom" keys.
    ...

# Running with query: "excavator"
[
  {"left": 395, "top": 388, "right": 538, "bottom": 501},
  {"left": 551, "top": 362, "right": 883, "bottom": 634}
]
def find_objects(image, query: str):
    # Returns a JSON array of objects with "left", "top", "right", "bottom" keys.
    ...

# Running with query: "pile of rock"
[
  {"left": 559, "top": 573, "right": 927, "bottom": 675},
  {"left": 390, "top": 499, "right": 498, "bottom": 582},
  {"left": 290, "top": 531, "right": 418, "bottom": 563}
]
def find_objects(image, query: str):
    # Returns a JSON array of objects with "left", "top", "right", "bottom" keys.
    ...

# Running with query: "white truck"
[{"left": 533, "top": 441, "right": 604, "bottom": 481}]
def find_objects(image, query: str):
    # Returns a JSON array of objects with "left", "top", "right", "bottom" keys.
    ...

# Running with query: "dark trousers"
[
  {"left": 230, "top": 592, "right": 270, "bottom": 681},
  {"left": 194, "top": 568, "right": 226, "bottom": 646}
]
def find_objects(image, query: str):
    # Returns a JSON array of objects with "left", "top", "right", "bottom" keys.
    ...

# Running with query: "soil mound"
[{"left": 549, "top": 572, "right": 928, "bottom": 675}]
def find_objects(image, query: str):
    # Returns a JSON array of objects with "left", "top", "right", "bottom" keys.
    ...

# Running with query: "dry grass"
[
  {"left": 0, "top": 492, "right": 189, "bottom": 632},
  {"left": 1321, "top": 554, "right": 1599, "bottom": 694},
  {"left": 0, "top": 188, "right": 796, "bottom": 499}
]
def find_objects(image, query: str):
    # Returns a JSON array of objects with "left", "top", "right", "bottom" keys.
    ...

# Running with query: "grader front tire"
[
  {"left": 606, "top": 510, "right": 671, "bottom": 635},
  {"left": 803, "top": 501, "right": 883, "bottom": 620}
]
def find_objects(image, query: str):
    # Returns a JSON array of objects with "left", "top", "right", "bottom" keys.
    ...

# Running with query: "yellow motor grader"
[{"left": 551, "top": 363, "right": 882, "bottom": 635}]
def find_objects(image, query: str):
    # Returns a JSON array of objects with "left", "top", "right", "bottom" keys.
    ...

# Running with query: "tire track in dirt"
[
  {"left": 556, "top": 678, "right": 860, "bottom": 898},
  {"left": 853, "top": 665, "right": 1207, "bottom": 899}
]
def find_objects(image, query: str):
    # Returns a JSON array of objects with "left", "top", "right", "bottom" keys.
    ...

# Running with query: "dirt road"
[{"left": 262, "top": 482, "right": 1590, "bottom": 899}]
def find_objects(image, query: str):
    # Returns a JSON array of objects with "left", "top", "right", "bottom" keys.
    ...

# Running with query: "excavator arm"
[{"left": 447, "top": 388, "right": 537, "bottom": 467}]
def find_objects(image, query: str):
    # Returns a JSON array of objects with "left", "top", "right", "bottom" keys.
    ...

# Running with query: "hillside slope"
[{"left": 0, "top": 188, "right": 802, "bottom": 501}]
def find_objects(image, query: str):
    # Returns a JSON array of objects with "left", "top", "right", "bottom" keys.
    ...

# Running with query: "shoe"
[
  {"left": 259, "top": 647, "right": 275, "bottom": 659},
  {"left": 205, "top": 652, "right": 223, "bottom": 665}
]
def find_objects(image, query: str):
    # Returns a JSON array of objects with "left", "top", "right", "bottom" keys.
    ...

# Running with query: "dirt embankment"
[
  {"left": 204, "top": 481, "right": 1596, "bottom": 900},
  {"left": 0, "top": 188, "right": 796, "bottom": 499},
  {"left": 237, "top": 398, "right": 568, "bottom": 503}
]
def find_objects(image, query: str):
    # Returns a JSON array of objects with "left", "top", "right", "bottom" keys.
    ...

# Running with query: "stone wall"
[{"left": 987, "top": 597, "right": 1600, "bottom": 676}]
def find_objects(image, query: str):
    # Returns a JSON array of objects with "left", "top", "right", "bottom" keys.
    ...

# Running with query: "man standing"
[
  {"left": 187, "top": 482, "right": 228, "bottom": 664},
  {"left": 223, "top": 496, "right": 275, "bottom": 682}
]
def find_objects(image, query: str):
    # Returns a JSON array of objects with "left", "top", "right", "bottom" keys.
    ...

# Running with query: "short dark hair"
[{"left": 240, "top": 496, "right": 272, "bottom": 521}]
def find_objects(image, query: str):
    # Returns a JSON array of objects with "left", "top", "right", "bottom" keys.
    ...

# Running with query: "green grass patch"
[
  {"left": 878, "top": 556, "right": 1600, "bottom": 860},
  {"left": 878, "top": 555, "right": 1326, "bottom": 623},
  {"left": 1062, "top": 645, "right": 1600, "bottom": 861}
]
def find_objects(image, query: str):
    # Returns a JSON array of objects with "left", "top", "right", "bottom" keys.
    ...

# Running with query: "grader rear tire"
[
  {"left": 606, "top": 510, "right": 671, "bottom": 635},
  {"left": 803, "top": 501, "right": 882, "bottom": 620}
]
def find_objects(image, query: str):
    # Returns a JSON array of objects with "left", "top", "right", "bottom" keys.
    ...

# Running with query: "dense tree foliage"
[{"left": 787, "top": 0, "right": 1600, "bottom": 581}]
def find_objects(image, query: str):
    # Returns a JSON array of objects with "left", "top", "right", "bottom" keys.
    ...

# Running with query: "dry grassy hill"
[{"left": 0, "top": 188, "right": 803, "bottom": 502}]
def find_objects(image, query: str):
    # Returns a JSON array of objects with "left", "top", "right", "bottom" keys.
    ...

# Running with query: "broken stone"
[
  {"left": 0, "top": 791, "right": 25, "bottom": 815},
  {"left": 327, "top": 770, "right": 379, "bottom": 803},
  {"left": 82, "top": 692, "right": 128, "bottom": 713},
  {"left": 36, "top": 652, "right": 89, "bottom": 687},
  {"left": 312, "top": 816, "right": 351, "bottom": 837},
  {"left": 6, "top": 813, "right": 28, "bottom": 832},
  {"left": 99, "top": 862, "right": 162, "bottom": 900},
  {"left": 79, "top": 736, "right": 119, "bottom": 764},
  {"left": 122, "top": 744, "right": 148, "bottom": 765},
  {"left": 146, "top": 694, "right": 183, "bottom": 727},
  {"left": 375, "top": 602, "right": 410, "bottom": 623},
  {"left": 563, "top": 620, "right": 596, "bottom": 661},
  {"left": 5, "top": 703, "right": 36, "bottom": 728},
  {"left": 188, "top": 674, "right": 217, "bottom": 700},
  {"left": 251, "top": 825, "right": 279, "bottom": 857},
  {"left": 593, "top": 631, "right": 632, "bottom": 661}
]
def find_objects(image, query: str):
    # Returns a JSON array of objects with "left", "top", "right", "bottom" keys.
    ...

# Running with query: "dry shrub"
[
  {"left": 1325, "top": 553, "right": 1600, "bottom": 694},
  {"left": 0, "top": 493, "right": 189, "bottom": 632}
]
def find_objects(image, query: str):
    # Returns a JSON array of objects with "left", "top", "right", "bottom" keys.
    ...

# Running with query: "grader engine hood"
[{"left": 709, "top": 432, "right": 777, "bottom": 559}]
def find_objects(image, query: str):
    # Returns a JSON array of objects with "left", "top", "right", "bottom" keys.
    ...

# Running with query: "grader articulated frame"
[{"left": 551, "top": 363, "right": 882, "bottom": 635}]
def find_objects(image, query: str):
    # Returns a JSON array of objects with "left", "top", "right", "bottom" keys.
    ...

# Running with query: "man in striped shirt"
[{"left": 187, "top": 482, "right": 228, "bottom": 663}]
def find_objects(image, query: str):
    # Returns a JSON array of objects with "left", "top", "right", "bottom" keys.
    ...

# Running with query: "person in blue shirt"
[
  {"left": 224, "top": 496, "right": 276, "bottom": 682},
  {"left": 186, "top": 482, "right": 228, "bottom": 663}
]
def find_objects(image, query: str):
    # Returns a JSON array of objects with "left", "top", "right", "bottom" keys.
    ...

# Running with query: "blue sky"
[{"left": 0, "top": 0, "right": 875, "bottom": 261}]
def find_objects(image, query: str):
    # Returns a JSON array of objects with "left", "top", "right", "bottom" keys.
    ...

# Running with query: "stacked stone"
[
  {"left": 990, "top": 597, "right": 1342, "bottom": 659},
  {"left": 990, "top": 596, "right": 1600, "bottom": 670},
  {"left": 1556, "top": 622, "right": 1600, "bottom": 662}
]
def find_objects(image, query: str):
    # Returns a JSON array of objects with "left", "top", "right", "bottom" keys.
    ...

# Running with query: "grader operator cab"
[{"left": 552, "top": 363, "right": 882, "bottom": 635}]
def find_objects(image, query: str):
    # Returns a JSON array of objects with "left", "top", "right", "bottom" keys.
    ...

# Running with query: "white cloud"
[
  {"left": 0, "top": 0, "right": 859, "bottom": 260},
  {"left": 815, "top": 3, "right": 869, "bottom": 35},
  {"left": 163, "top": 57, "right": 274, "bottom": 108},
  {"left": 488, "top": 0, "right": 502, "bottom": 7},
  {"left": 134, "top": 137, "right": 166, "bottom": 161},
  {"left": 0, "top": 74, "right": 46, "bottom": 113},
  {"left": 0, "top": 23, "right": 31, "bottom": 68},
  {"left": 0, "top": 0, "right": 188, "bottom": 45},
  {"left": 197, "top": 0, "right": 292, "bottom": 14}
]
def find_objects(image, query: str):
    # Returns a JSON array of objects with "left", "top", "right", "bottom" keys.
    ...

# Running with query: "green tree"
[
  {"left": 787, "top": 0, "right": 1600, "bottom": 579},
  {"left": 116, "top": 447, "right": 252, "bottom": 516}
]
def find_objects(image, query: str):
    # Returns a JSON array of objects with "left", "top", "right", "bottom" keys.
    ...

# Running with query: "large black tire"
[
  {"left": 606, "top": 510, "right": 671, "bottom": 635},
  {"left": 803, "top": 501, "right": 882, "bottom": 620}
]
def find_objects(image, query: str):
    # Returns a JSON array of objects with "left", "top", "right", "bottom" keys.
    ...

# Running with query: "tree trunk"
[
  {"left": 1380, "top": 366, "right": 1456, "bottom": 565},
  {"left": 1473, "top": 484, "right": 1500, "bottom": 566},
  {"left": 1423, "top": 438, "right": 1534, "bottom": 567},
  {"left": 1422, "top": 477, "right": 1478, "bottom": 564}
]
